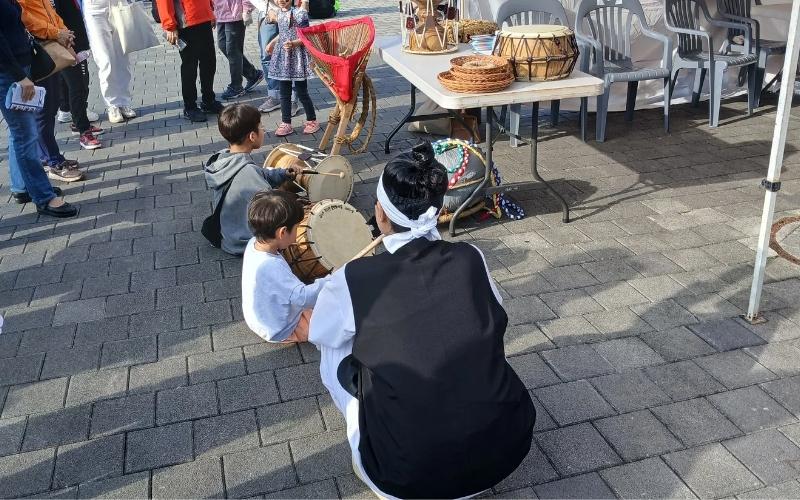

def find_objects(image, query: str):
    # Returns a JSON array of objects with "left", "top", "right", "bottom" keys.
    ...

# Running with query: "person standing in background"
[
  {"left": 1, "top": 0, "right": 78, "bottom": 217},
  {"left": 54, "top": 0, "right": 103, "bottom": 150},
  {"left": 82, "top": 0, "right": 136, "bottom": 124},
  {"left": 18, "top": 0, "right": 85, "bottom": 182},
  {"left": 250, "top": 0, "right": 297, "bottom": 115},
  {"left": 214, "top": 0, "right": 264, "bottom": 100},
  {"left": 157, "top": 0, "right": 224, "bottom": 122}
]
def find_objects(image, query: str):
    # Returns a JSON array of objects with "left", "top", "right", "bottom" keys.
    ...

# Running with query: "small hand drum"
[
  {"left": 494, "top": 25, "right": 579, "bottom": 81},
  {"left": 264, "top": 144, "right": 354, "bottom": 202},
  {"left": 282, "top": 199, "right": 375, "bottom": 284}
]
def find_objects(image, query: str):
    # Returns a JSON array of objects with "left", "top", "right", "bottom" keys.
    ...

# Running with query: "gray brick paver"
[{"left": 1, "top": 7, "right": 800, "bottom": 498}]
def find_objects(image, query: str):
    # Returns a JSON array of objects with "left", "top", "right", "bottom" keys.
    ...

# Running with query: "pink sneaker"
[
  {"left": 275, "top": 122, "right": 294, "bottom": 137},
  {"left": 303, "top": 120, "right": 320, "bottom": 134}
]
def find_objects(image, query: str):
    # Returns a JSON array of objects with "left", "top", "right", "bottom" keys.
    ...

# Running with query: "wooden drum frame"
[
  {"left": 493, "top": 25, "right": 579, "bottom": 82},
  {"left": 264, "top": 144, "right": 354, "bottom": 203},
  {"left": 282, "top": 200, "right": 376, "bottom": 284}
]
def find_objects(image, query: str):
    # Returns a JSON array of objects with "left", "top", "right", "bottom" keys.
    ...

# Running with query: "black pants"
[
  {"left": 178, "top": 22, "right": 217, "bottom": 110},
  {"left": 59, "top": 60, "right": 91, "bottom": 132},
  {"left": 279, "top": 80, "right": 315, "bottom": 123},
  {"left": 217, "top": 20, "right": 259, "bottom": 90}
]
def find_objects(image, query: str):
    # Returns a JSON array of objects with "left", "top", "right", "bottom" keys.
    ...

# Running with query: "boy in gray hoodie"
[{"left": 204, "top": 104, "right": 297, "bottom": 255}]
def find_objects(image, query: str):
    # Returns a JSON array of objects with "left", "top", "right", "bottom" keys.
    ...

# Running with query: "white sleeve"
[
  {"left": 469, "top": 244, "right": 503, "bottom": 305},
  {"left": 309, "top": 266, "right": 356, "bottom": 349},
  {"left": 287, "top": 275, "right": 331, "bottom": 310}
]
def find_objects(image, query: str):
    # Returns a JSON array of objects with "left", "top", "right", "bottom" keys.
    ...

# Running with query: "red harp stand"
[{"left": 298, "top": 17, "right": 376, "bottom": 155}]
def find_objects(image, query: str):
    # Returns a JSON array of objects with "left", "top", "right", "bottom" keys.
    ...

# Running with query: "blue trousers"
[
  {"left": 1, "top": 68, "right": 57, "bottom": 206},
  {"left": 258, "top": 14, "right": 280, "bottom": 98}
]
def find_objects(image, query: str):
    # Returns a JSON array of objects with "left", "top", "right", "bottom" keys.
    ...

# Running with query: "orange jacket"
[
  {"left": 156, "top": 0, "right": 215, "bottom": 31},
  {"left": 18, "top": 0, "right": 66, "bottom": 40}
]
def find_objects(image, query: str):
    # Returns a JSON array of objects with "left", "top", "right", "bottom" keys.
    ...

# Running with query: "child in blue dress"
[{"left": 266, "top": 0, "right": 319, "bottom": 137}]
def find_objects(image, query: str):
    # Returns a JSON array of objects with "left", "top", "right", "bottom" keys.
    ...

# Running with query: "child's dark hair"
[
  {"left": 218, "top": 104, "right": 262, "bottom": 145},
  {"left": 381, "top": 141, "right": 448, "bottom": 232},
  {"left": 248, "top": 190, "right": 305, "bottom": 241}
]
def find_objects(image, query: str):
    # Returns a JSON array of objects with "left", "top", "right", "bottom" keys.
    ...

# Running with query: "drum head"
[
  {"left": 307, "top": 200, "right": 373, "bottom": 270},
  {"left": 305, "top": 156, "right": 354, "bottom": 202},
  {"left": 501, "top": 25, "right": 572, "bottom": 38}
]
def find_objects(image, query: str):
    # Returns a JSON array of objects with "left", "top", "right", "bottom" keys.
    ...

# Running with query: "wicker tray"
[
  {"left": 451, "top": 66, "right": 512, "bottom": 82},
  {"left": 438, "top": 70, "right": 515, "bottom": 94},
  {"left": 450, "top": 55, "right": 510, "bottom": 75},
  {"left": 457, "top": 20, "right": 500, "bottom": 43}
]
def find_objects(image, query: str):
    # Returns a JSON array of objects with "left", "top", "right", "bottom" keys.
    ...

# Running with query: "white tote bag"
[{"left": 110, "top": 1, "right": 161, "bottom": 54}]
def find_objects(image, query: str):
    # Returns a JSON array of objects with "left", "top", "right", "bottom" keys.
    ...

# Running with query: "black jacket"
[
  {"left": 53, "top": 0, "right": 88, "bottom": 52},
  {"left": 0, "top": 0, "right": 32, "bottom": 81}
]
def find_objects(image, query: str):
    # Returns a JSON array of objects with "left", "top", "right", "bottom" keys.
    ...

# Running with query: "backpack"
[{"left": 201, "top": 178, "right": 233, "bottom": 248}]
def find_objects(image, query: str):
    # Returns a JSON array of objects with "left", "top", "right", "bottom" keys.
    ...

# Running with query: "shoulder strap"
[{"left": 201, "top": 178, "right": 235, "bottom": 249}]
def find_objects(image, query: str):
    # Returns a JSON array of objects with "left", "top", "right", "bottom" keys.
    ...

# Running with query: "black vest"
[{"left": 345, "top": 238, "right": 535, "bottom": 499}]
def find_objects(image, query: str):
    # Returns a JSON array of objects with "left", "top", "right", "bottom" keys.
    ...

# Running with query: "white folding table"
[{"left": 377, "top": 37, "right": 605, "bottom": 235}]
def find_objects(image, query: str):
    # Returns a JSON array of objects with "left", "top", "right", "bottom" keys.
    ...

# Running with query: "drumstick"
[
  {"left": 350, "top": 234, "right": 385, "bottom": 261},
  {"left": 301, "top": 170, "right": 345, "bottom": 179}
]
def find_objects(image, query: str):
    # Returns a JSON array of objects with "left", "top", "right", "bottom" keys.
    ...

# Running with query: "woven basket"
[
  {"left": 452, "top": 66, "right": 513, "bottom": 82},
  {"left": 450, "top": 55, "right": 510, "bottom": 75},
  {"left": 438, "top": 70, "right": 514, "bottom": 93},
  {"left": 457, "top": 19, "right": 499, "bottom": 43}
]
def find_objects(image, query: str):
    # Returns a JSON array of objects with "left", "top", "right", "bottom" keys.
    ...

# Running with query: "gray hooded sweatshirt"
[{"left": 204, "top": 150, "right": 287, "bottom": 256}]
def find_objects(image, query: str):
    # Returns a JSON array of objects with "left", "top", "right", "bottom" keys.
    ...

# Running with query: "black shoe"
[
  {"left": 244, "top": 71, "right": 264, "bottom": 92},
  {"left": 183, "top": 108, "right": 207, "bottom": 122},
  {"left": 37, "top": 201, "right": 78, "bottom": 218},
  {"left": 200, "top": 100, "right": 225, "bottom": 114},
  {"left": 12, "top": 187, "right": 63, "bottom": 204}
]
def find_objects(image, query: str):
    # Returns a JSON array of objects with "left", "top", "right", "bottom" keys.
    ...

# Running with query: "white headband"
[{"left": 376, "top": 174, "right": 441, "bottom": 242}]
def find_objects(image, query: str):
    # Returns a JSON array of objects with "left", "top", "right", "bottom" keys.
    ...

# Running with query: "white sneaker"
[
  {"left": 107, "top": 106, "right": 125, "bottom": 123},
  {"left": 120, "top": 106, "right": 136, "bottom": 119},
  {"left": 86, "top": 110, "right": 100, "bottom": 122},
  {"left": 291, "top": 101, "right": 300, "bottom": 117},
  {"left": 57, "top": 110, "right": 72, "bottom": 123}
]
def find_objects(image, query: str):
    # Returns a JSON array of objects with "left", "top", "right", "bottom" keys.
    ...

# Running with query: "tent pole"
[{"left": 745, "top": 0, "right": 800, "bottom": 323}]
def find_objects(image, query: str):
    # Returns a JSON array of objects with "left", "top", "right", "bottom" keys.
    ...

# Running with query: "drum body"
[
  {"left": 282, "top": 200, "right": 375, "bottom": 283},
  {"left": 493, "top": 25, "right": 579, "bottom": 81},
  {"left": 264, "top": 144, "right": 354, "bottom": 202},
  {"left": 433, "top": 139, "right": 487, "bottom": 217}
]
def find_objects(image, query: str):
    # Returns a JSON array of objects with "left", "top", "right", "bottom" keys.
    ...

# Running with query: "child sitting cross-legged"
[{"left": 242, "top": 190, "right": 330, "bottom": 342}]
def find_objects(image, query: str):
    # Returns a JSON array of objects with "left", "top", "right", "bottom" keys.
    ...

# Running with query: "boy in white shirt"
[{"left": 241, "top": 190, "right": 329, "bottom": 342}]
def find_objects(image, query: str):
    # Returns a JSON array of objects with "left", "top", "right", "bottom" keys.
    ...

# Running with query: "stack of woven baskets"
[{"left": 437, "top": 55, "right": 514, "bottom": 94}]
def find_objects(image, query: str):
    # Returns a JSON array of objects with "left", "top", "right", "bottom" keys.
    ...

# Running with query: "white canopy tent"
[{"left": 746, "top": 0, "right": 800, "bottom": 322}]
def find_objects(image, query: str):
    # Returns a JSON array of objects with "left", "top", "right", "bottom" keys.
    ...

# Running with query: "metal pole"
[{"left": 746, "top": 0, "right": 800, "bottom": 322}]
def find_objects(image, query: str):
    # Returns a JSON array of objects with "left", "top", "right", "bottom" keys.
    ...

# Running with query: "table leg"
[
  {"left": 385, "top": 84, "right": 417, "bottom": 154},
  {"left": 530, "top": 102, "right": 570, "bottom": 223},
  {"left": 449, "top": 105, "right": 494, "bottom": 237}
]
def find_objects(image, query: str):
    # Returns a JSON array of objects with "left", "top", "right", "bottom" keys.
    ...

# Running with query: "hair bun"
[{"left": 410, "top": 141, "right": 436, "bottom": 167}]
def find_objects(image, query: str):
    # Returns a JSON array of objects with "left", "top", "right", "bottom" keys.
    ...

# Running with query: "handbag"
[
  {"left": 30, "top": 38, "right": 76, "bottom": 82},
  {"left": 109, "top": 0, "right": 160, "bottom": 55},
  {"left": 30, "top": 39, "right": 56, "bottom": 82}
]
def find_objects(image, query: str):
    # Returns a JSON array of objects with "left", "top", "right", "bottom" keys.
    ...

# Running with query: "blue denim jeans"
[
  {"left": 1, "top": 68, "right": 57, "bottom": 206},
  {"left": 258, "top": 14, "right": 283, "bottom": 99}
]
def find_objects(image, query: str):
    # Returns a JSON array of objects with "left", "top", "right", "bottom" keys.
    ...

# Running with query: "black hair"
[
  {"left": 248, "top": 190, "right": 305, "bottom": 241},
  {"left": 381, "top": 141, "right": 448, "bottom": 232},
  {"left": 218, "top": 104, "right": 262, "bottom": 145}
]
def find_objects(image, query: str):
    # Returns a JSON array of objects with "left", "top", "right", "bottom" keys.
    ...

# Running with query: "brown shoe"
[{"left": 47, "top": 162, "right": 85, "bottom": 183}]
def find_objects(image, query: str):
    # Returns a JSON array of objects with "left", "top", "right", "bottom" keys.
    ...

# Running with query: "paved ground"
[{"left": 2, "top": 2, "right": 800, "bottom": 498}]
